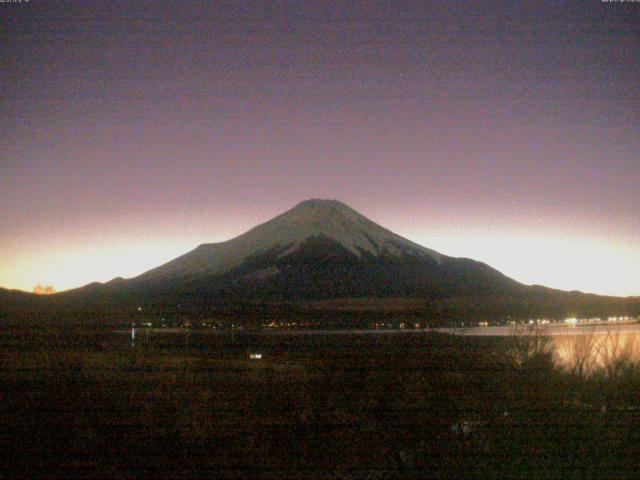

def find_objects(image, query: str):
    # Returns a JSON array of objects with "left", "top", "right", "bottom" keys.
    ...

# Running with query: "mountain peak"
[
  {"left": 285, "top": 199, "right": 357, "bottom": 220},
  {"left": 276, "top": 198, "right": 365, "bottom": 225},
  {"left": 135, "top": 199, "right": 444, "bottom": 282},
  {"left": 292, "top": 198, "right": 351, "bottom": 210}
]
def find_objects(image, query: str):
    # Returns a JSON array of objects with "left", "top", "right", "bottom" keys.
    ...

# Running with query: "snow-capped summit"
[
  {"left": 239, "top": 199, "right": 443, "bottom": 261},
  {"left": 135, "top": 199, "right": 444, "bottom": 283}
]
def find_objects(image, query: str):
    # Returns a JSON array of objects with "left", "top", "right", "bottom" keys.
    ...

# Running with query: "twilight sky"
[{"left": 1, "top": 0, "right": 639, "bottom": 296}]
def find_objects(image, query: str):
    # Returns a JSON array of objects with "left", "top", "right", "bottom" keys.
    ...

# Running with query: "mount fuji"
[
  {"left": 124, "top": 199, "right": 522, "bottom": 299},
  {"left": 4, "top": 199, "right": 638, "bottom": 321}
]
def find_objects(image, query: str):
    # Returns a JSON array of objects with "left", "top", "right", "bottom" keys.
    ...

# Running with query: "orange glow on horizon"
[
  {"left": 1, "top": 207, "right": 638, "bottom": 297},
  {"left": 33, "top": 284, "right": 55, "bottom": 295},
  {"left": 417, "top": 231, "right": 640, "bottom": 298}
]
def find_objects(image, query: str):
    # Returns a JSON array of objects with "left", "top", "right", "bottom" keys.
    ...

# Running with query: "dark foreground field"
[{"left": 1, "top": 325, "right": 639, "bottom": 479}]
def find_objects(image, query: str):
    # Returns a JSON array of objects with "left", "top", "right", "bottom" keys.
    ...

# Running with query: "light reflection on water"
[
  {"left": 552, "top": 331, "right": 640, "bottom": 374},
  {"left": 449, "top": 323, "right": 640, "bottom": 374}
]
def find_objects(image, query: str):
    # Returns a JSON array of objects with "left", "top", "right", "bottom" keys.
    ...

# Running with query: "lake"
[{"left": 440, "top": 321, "right": 640, "bottom": 373}]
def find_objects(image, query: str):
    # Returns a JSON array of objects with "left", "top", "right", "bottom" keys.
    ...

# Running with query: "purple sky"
[{"left": 1, "top": 1, "right": 639, "bottom": 296}]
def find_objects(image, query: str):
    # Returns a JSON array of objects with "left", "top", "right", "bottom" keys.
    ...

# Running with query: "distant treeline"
[{"left": 2, "top": 287, "right": 638, "bottom": 328}]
